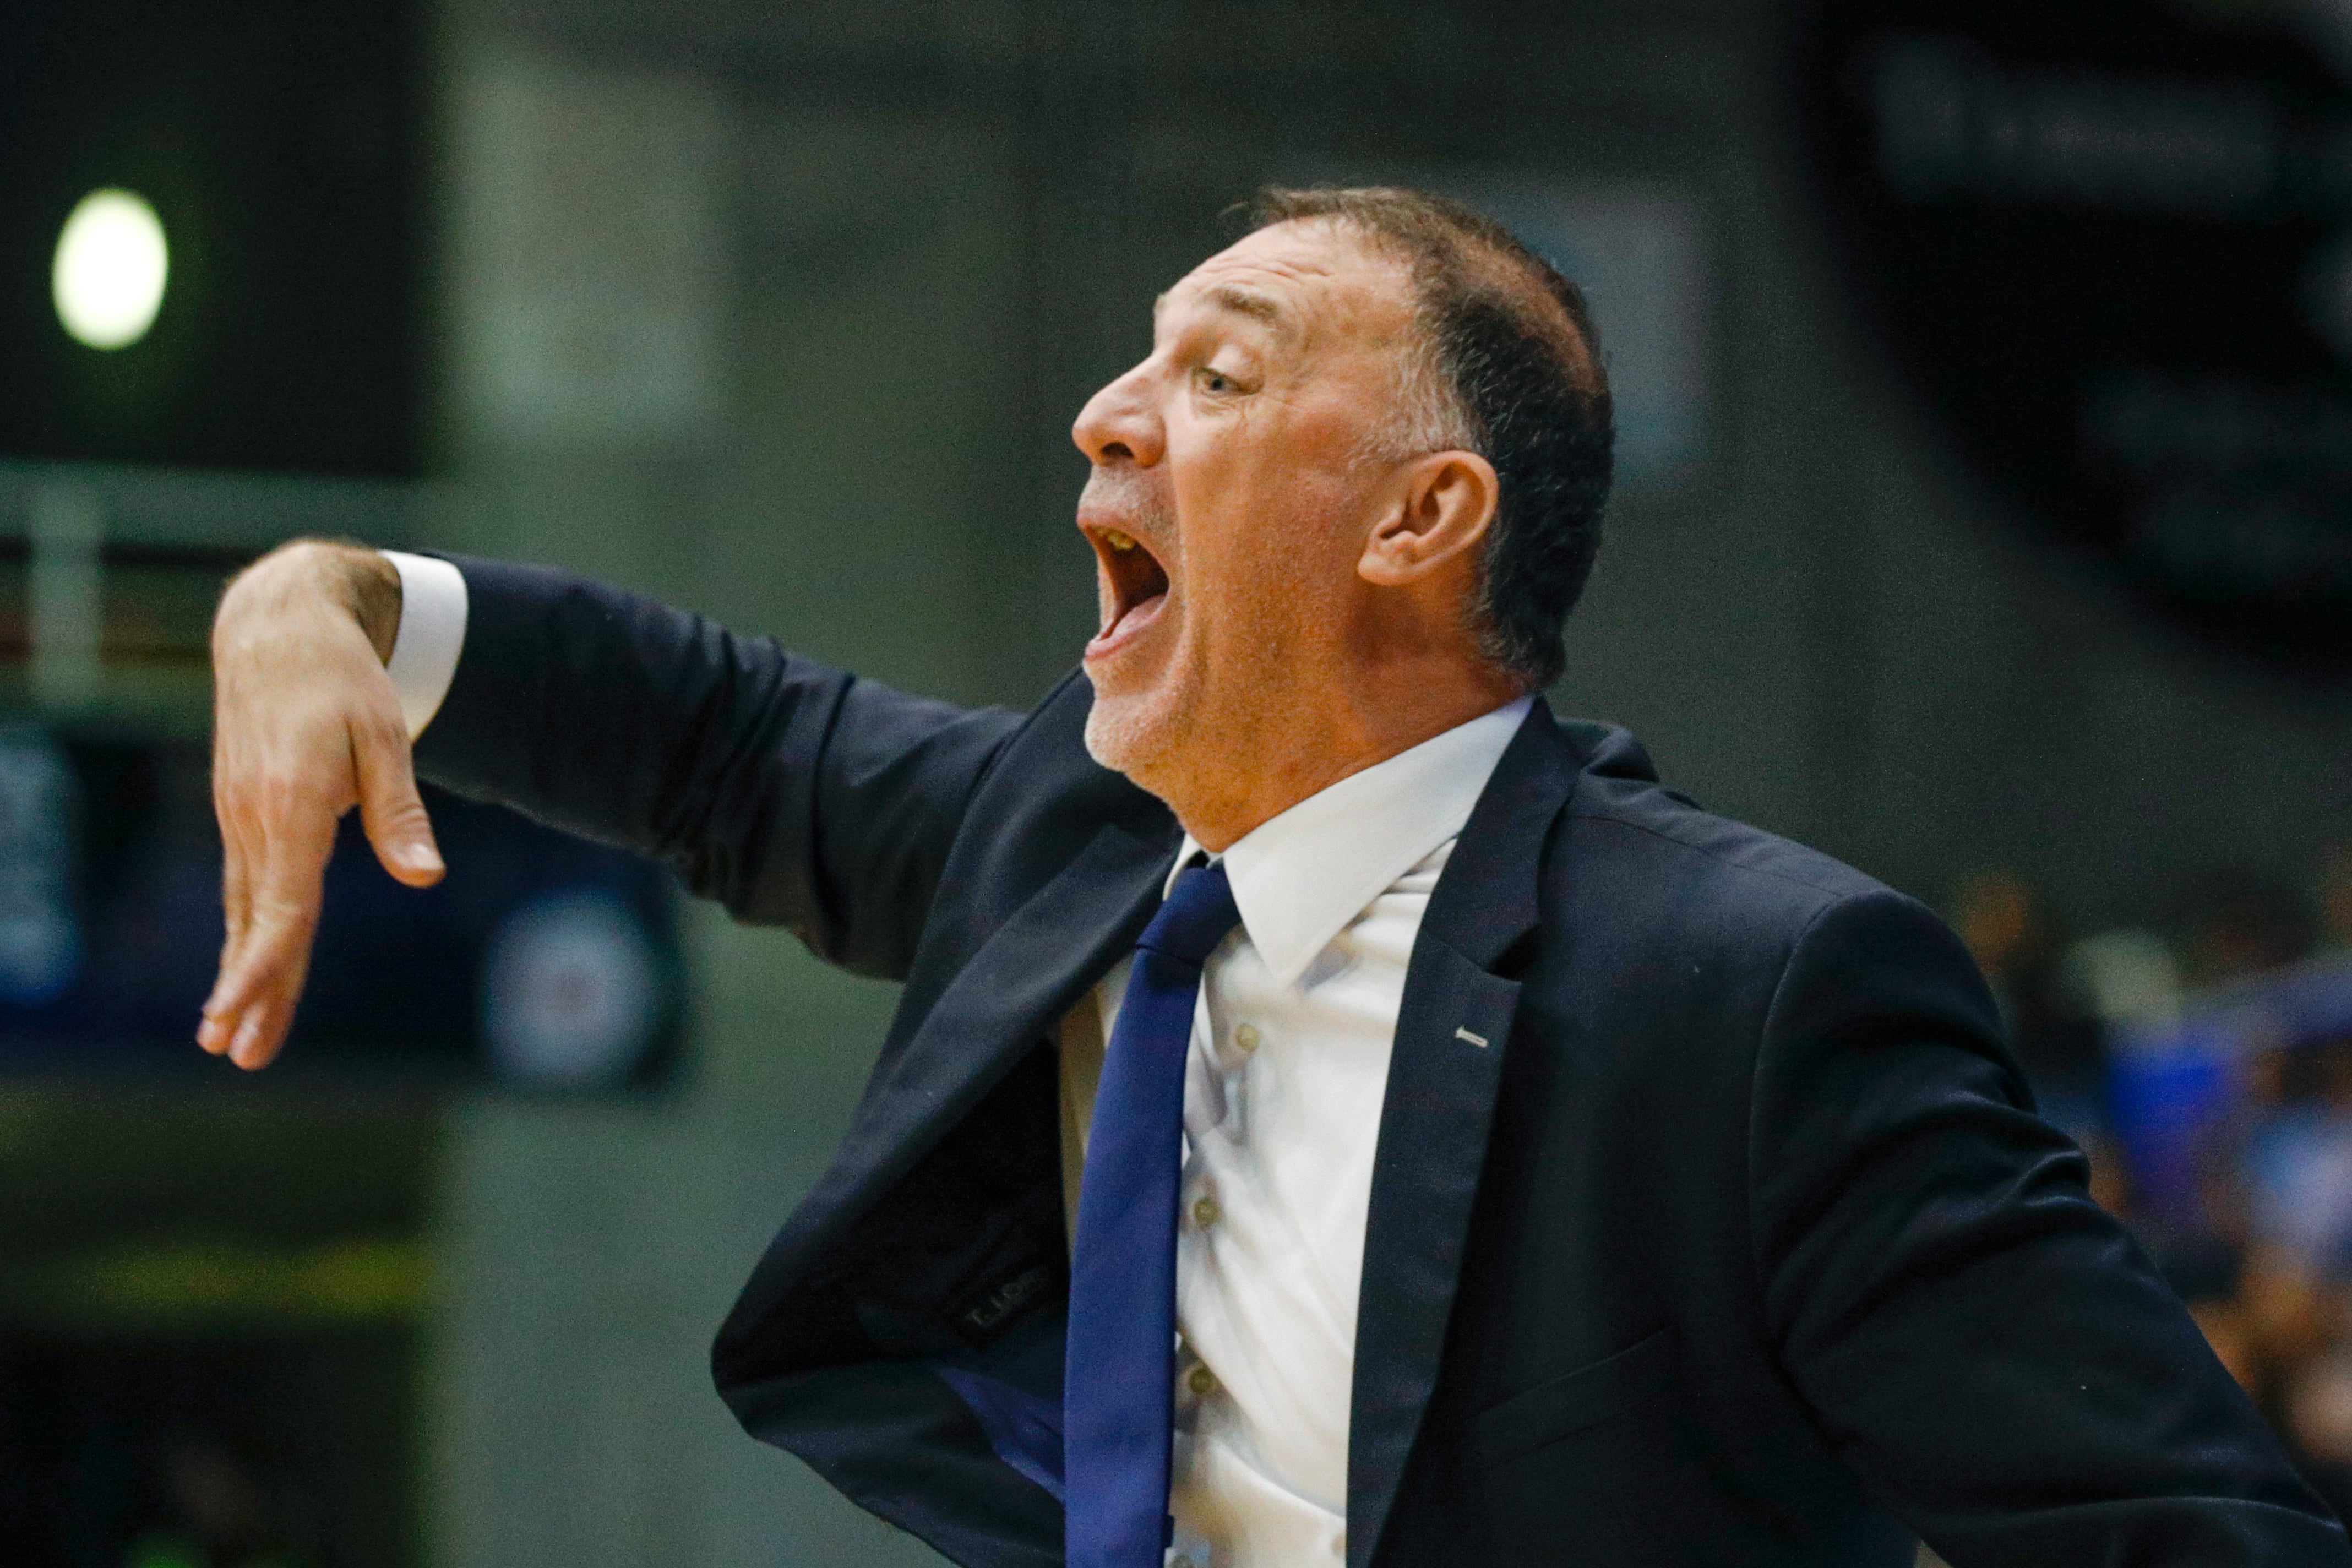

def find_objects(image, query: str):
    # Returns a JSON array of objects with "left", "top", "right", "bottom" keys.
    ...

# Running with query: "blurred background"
[{"left": 6, "top": 0, "right": 2352, "bottom": 1562}]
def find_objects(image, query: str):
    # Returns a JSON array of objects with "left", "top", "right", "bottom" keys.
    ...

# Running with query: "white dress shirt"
[
  {"left": 380, "top": 551, "right": 468, "bottom": 739},
  {"left": 374, "top": 550, "right": 1531, "bottom": 1568},
  {"left": 1069, "top": 698, "right": 1529, "bottom": 1568}
]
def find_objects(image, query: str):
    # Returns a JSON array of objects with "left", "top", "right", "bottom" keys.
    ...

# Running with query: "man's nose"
[{"left": 1072, "top": 363, "right": 1163, "bottom": 467}]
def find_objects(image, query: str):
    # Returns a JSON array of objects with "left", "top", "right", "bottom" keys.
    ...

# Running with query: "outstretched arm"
[
  {"left": 407, "top": 553, "right": 1022, "bottom": 962},
  {"left": 205, "top": 542, "right": 1022, "bottom": 1071}
]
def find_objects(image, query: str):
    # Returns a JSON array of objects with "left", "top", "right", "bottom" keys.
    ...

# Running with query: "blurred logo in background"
[
  {"left": 1796, "top": 0, "right": 2352, "bottom": 678},
  {"left": 481, "top": 890, "right": 663, "bottom": 1087}
]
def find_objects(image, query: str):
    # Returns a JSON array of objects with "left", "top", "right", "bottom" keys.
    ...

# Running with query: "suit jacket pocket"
[{"left": 1467, "top": 1325, "right": 1679, "bottom": 1468}]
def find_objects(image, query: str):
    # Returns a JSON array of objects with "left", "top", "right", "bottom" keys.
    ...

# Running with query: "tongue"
[
  {"left": 1109, "top": 590, "right": 1165, "bottom": 638},
  {"left": 1091, "top": 586, "right": 1168, "bottom": 652}
]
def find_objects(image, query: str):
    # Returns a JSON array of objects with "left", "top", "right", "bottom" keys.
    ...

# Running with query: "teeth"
[{"left": 1104, "top": 530, "right": 1137, "bottom": 552}]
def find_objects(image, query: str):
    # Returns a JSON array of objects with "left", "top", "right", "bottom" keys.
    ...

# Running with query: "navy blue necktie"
[{"left": 1065, "top": 861, "right": 1242, "bottom": 1568}]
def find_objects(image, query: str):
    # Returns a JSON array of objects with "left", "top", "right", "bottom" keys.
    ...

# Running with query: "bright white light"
[{"left": 52, "top": 189, "right": 169, "bottom": 351}]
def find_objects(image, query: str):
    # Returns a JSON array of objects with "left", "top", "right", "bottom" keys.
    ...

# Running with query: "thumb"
[{"left": 355, "top": 714, "right": 444, "bottom": 886}]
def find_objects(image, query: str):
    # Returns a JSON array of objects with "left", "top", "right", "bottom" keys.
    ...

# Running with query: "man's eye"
[{"left": 1197, "top": 367, "right": 1237, "bottom": 394}]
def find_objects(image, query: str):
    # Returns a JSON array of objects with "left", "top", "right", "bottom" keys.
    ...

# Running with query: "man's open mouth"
[{"left": 1088, "top": 527, "right": 1171, "bottom": 655}]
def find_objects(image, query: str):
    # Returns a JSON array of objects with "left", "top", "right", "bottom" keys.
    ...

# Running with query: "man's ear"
[{"left": 1359, "top": 450, "right": 1500, "bottom": 587}]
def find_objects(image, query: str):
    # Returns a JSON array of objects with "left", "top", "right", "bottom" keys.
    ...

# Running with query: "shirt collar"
[{"left": 1167, "top": 696, "right": 1533, "bottom": 987}]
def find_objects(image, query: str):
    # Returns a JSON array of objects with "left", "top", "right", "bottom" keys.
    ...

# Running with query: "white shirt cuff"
[{"left": 381, "top": 551, "right": 468, "bottom": 740}]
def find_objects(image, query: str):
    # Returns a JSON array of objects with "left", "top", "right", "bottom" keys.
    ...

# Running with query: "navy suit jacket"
[{"left": 415, "top": 554, "right": 2349, "bottom": 1567}]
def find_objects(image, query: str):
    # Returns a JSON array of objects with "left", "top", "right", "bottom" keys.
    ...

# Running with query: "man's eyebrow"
[
  {"left": 1153, "top": 285, "right": 1289, "bottom": 333},
  {"left": 1205, "top": 285, "right": 1284, "bottom": 326}
]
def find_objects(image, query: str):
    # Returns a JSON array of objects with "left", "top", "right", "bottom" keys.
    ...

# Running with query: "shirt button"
[
  {"left": 1188, "top": 1365, "right": 1217, "bottom": 1396},
  {"left": 1192, "top": 1195, "right": 1221, "bottom": 1228},
  {"left": 1233, "top": 1023, "right": 1260, "bottom": 1052}
]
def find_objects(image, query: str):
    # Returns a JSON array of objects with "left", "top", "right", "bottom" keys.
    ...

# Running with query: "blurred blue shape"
[
  {"left": 2108, "top": 953, "right": 2352, "bottom": 1229},
  {"left": 0, "top": 730, "right": 81, "bottom": 1006},
  {"left": 2108, "top": 1016, "right": 2244, "bottom": 1226},
  {"left": 0, "top": 729, "right": 683, "bottom": 1088}
]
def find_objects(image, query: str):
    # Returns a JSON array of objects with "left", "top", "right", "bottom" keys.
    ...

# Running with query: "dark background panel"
[{"left": 0, "top": 0, "right": 422, "bottom": 476}]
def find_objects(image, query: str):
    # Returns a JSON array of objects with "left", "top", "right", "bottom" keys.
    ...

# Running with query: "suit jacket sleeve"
[
  {"left": 409, "top": 553, "right": 1025, "bottom": 981},
  {"left": 1747, "top": 889, "right": 2348, "bottom": 1565}
]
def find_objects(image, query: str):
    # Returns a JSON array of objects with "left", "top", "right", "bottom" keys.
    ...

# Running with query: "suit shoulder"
[
  {"left": 1554, "top": 760, "right": 1902, "bottom": 940},
  {"left": 1533, "top": 754, "right": 1991, "bottom": 1046}
]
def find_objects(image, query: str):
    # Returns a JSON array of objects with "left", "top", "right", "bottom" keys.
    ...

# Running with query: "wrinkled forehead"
[{"left": 1154, "top": 219, "right": 1418, "bottom": 353}]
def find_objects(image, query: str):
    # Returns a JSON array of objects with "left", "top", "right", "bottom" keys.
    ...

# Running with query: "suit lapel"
[
  {"left": 1347, "top": 700, "right": 1583, "bottom": 1568},
  {"left": 726, "top": 816, "right": 1178, "bottom": 1349},
  {"left": 842, "top": 818, "right": 1178, "bottom": 1208}
]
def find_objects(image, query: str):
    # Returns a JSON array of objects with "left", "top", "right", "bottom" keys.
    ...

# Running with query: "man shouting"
[{"left": 204, "top": 188, "right": 2346, "bottom": 1566}]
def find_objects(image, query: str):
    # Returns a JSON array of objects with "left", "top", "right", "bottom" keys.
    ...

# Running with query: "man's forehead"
[{"left": 1153, "top": 221, "right": 1408, "bottom": 335}]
